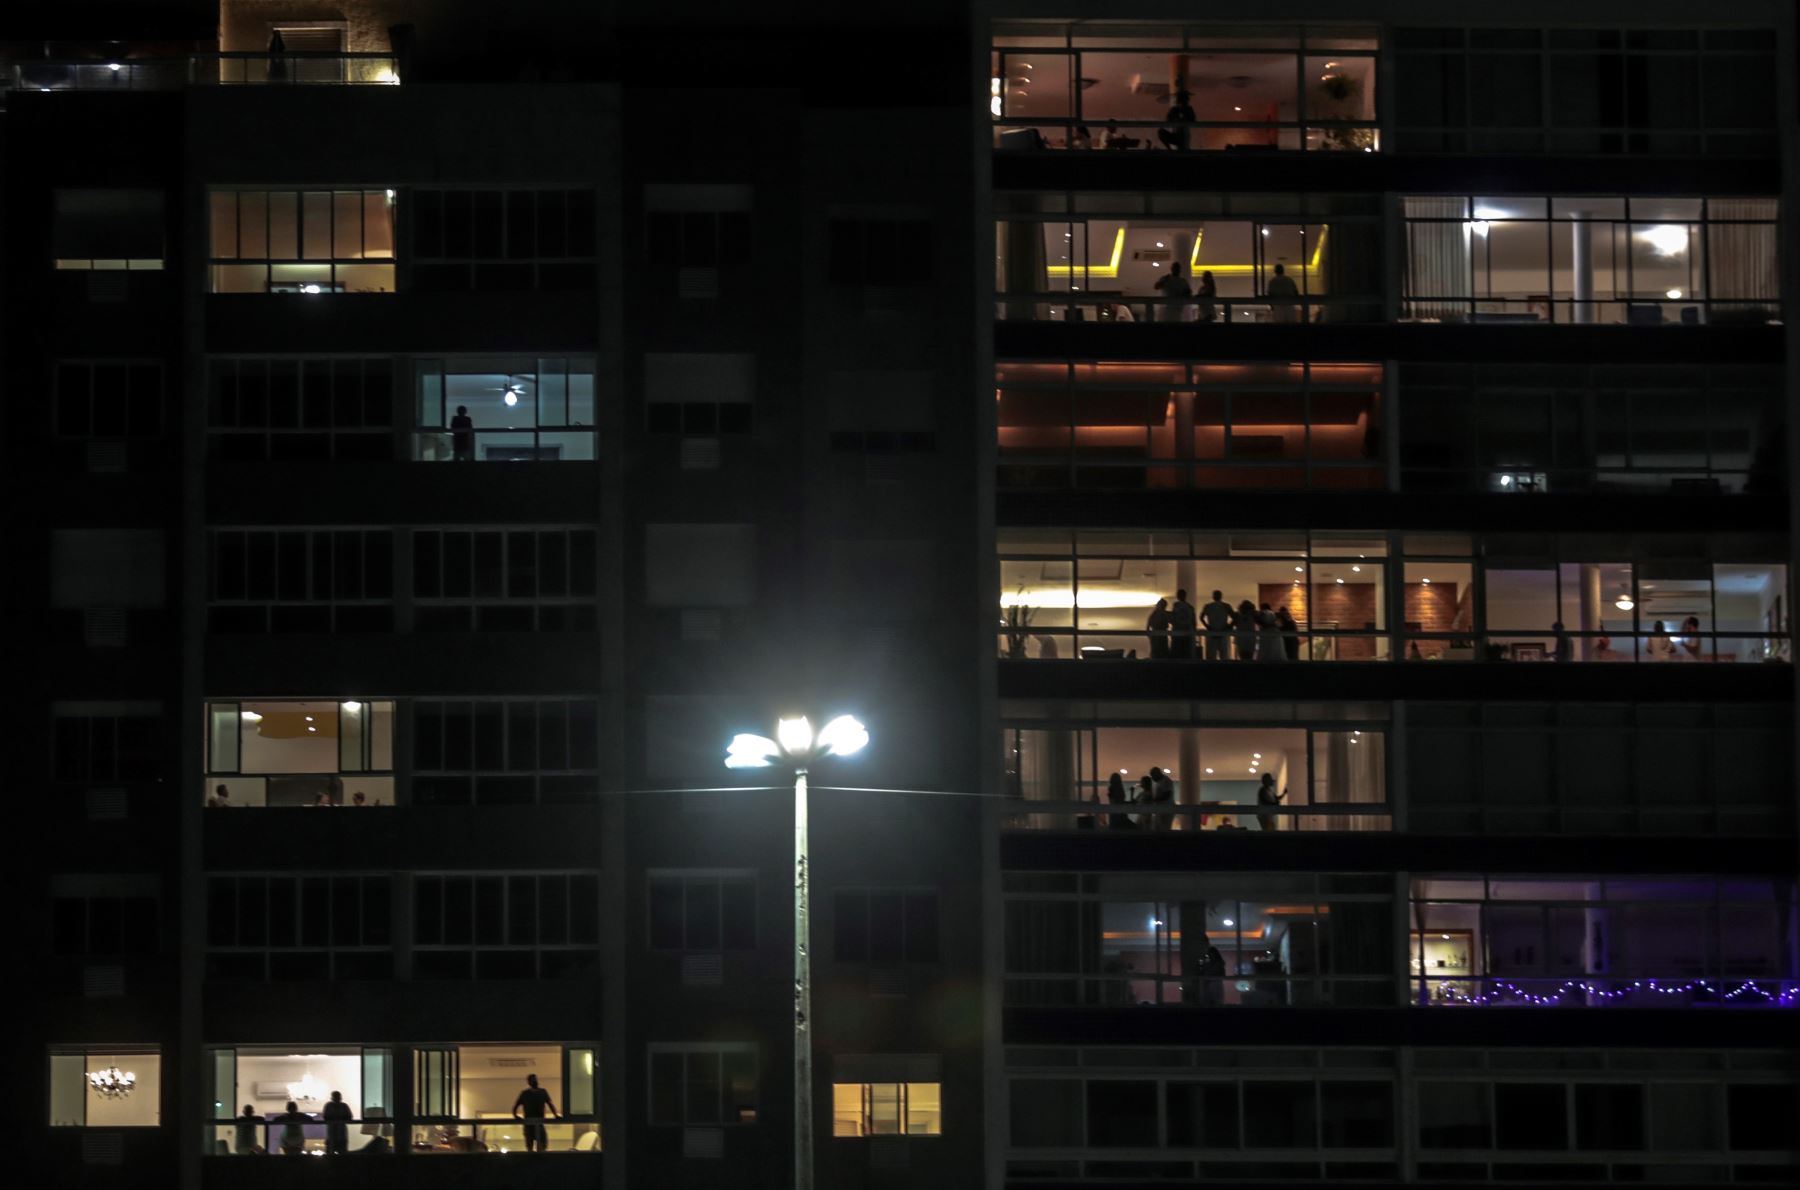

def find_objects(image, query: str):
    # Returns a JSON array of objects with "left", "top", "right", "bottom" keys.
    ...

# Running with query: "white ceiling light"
[
  {"left": 1666, "top": 288, "right": 1683, "bottom": 300},
  {"left": 1204, "top": 767, "right": 1214, "bottom": 774},
  {"left": 1640, "top": 224, "right": 1688, "bottom": 256},
  {"left": 1222, "top": 918, "right": 1235, "bottom": 927},
  {"left": 1615, "top": 592, "right": 1635, "bottom": 611}
]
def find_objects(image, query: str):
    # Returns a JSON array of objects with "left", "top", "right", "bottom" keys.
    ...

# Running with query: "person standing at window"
[
  {"left": 1257, "top": 603, "right": 1286, "bottom": 662},
  {"left": 1266, "top": 262, "right": 1300, "bottom": 322},
  {"left": 1680, "top": 615, "right": 1703, "bottom": 660},
  {"left": 207, "top": 784, "right": 232, "bottom": 807},
  {"left": 511, "top": 1073, "right": 559, "bottom": 1153},
  {"left": 1255, "top": 773, "right": 1285, "bottom": 831},
  {"left": 1145, "top": 598, "right": 1171, "bottom": 659},
  {"left": 267, "top": 29, "right": 288, "bottom": 83},
  {"left": 322, "top": 1091, "right": 353, "bottom": 1155},
  {"left": 235, "top": 1104, "right": 265, "bottom": 1155},
  {"left": 1105, "top": 771, "right": 1131, "bottom": 829},
  {"left": 277, "top": 1101, "right": 308, "bottom": 1156},
  {"left": 1169, "top": 588, "right": 1198, "bottom": 659},
  {"left": 1160, "top": 89, "right": 1196, "bottom": 151},
  {"left": 450, "top": 405, "right": 475, "bottom": 461},
  {"left": 1202, "top": 590, "right": 1234, "bottom": 660},
  {"left": 1277, "top": 605, "right": 1301, "bottom": 659},
  {"left": 1233, "top": 599, "right": 1259, "bottom": 660},
  {"left": 1154, "top": 260, "right": 1191, "bottom": 323},
  {"left": 1196, "top": 269, "right": 1218, "bottom": 322}
]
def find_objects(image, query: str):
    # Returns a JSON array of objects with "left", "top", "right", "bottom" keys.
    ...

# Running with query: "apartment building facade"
[{"left": 5, "top": 1, "right": 1797, "bottom": 1189}]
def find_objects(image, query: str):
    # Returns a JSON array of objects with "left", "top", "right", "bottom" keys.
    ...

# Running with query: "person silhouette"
[
  {"left": 267, "top": 29, "right": 288, "bottom": 83},
  {"left": 235, "top": 1104, "right": 264, "bottom": 1155},
  {"left": 1146, "top": 598, "right": 1171, "bottom": 659},
  {"left": 322, "top": 1091, "right": 352, "bottom": 1155},
  {"left": 1154, "top": 260, "right": 1191, "bottom": 322},
  {"left": 450, "top": 404, "right": 475, "bottom": 461},
  {"left": 1232, "top": 599, "right": 1258, "bottom": 661},
  {"left": 1201, "top": 590, "right": 1233, "bottom": 660},
  {"left": 512, "top": 1073, "right": 559, "bottom": 1152},
  {"left": 1160, "top": 89, "right": 1196, "bottom": 150},
  {"left": 1267, "top": 262, "right": 1300, "bottom": 322},
  {"left": 1169, "top": 589, "right": 1198, "bottom": 659},
  {"left": 1196, "top": 269, "right": 1218, "bottom": 322}
]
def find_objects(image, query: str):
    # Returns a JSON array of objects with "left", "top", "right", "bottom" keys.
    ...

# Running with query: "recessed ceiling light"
[
  {"left": 1294, "top": 566, "right": 1304, "bottom": 573},
  {"left": 1253, "top": 753, "right": 1262, "bottom": 759},
  {"left": 1421, "top": 577, "right": 1432, "bottom": 584},
  {"left": 1336, "top": 578, "right": 1345, "bottom": 584},
  {"left": 1223, "top": 918, "right": 1235, "bottom": 927},
  {"left": 1204, "top": 767, "right": 1214, "bottom": 774}
]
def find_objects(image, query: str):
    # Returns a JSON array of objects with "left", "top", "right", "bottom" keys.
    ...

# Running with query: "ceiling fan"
[{"left": 484, "top": 374, "right": 533, "bottom": 407}]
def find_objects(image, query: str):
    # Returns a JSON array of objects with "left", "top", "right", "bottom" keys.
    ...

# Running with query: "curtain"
[
  {"left": 1706, "top": 199, "right": 1779, "bottom": 321},
  {"left": 1317, "top": 730, "right": 1386, "bottom": 830},
  {"left": 1015, "top": 728, "right": 1076, "bottom": 828},
  {"left": 1324, "top": 900, "right": 1395, "bottom": 1005},
  {"left": 1404, "top": 197, "right": 1471, "bottom": 321},
  {"left": 1001, "top": 220, "right": 1050, "bottom": 320},
  {"left": 1003, "top": 900, "right": 1098, "bottom": 1005}
]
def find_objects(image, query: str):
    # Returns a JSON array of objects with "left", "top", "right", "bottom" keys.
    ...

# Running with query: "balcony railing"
[
  {"left": 1002, "top": 628, "right": 1791, "bottom": 665},
  {"left": 1003, "top": 800, "right": 1391, "bottom": 832},
  {"left": 11, "top": 53, "right": 399, "bottom": 92},
  {"left": 412, "top": 428, "right": 597, "bottom": 463},
  {"left": 996, "top": 293, "right": 1381, "bottom": 323}
]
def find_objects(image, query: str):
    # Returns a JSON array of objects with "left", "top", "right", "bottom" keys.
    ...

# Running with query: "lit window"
[
  {"left": 208, "top": 189, "right": 395, "bottom": 294},
  {"left": 50, "top": 1049, "right": 161, "bottom": 1127},
  {"left": 831, "top": 1083, "right": 942, "bottom": 1137}
]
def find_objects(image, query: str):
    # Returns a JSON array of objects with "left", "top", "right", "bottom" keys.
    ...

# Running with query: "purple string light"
[{"left": 1429, "top": 979, "right": 1799, "bottom": 1007}]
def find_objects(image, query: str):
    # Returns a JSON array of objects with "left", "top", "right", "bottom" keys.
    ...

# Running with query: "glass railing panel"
[
  {"left": 412, "top": 429, "right": 596, "bottom": 463},
  {"left": 409, "top": 1122, "right": 598, "bottom": 1153}
]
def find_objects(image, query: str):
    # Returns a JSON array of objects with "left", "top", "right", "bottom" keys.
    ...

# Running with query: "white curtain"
[
  {"left": 1318, "top": 730, "right": 1386, "bottom": 831},
  {"left": 1405, "top": 197, "right": 1472, "bottom": 321}
]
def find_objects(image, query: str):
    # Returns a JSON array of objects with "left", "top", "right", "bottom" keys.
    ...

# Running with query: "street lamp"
[{"left": 725, "top": 714, "right": 868, "bottom": 1190}]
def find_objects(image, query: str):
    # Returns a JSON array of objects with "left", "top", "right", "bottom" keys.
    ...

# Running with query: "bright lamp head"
[
  {"left": 817, "top": 715, "right": 869, "bottom": 758},
  {"left": 776, "top": 716, "right": 815, "bottom": 756},
  {"left": 724, "top": 733, "right": 780, "bottom": 769}
]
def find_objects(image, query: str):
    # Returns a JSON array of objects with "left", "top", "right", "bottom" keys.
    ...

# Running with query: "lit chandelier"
[
  {"left": 287, "top": 1071, "right": 322, "bottom": 1106},
  {"left": 88, "top": 1066, "right": 137, "bottom": 1099}
]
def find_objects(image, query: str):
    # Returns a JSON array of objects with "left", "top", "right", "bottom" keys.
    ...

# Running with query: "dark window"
[
  {"left": 411, "top": 873, "right": 600, "bottom": 977},
  {"left": 646, "top": 210, "right": 750, "bottom": 269},
  {"left": 56, "top": 362, "right": 163, "bottom": 439},
  {"left": 1166, "top": 1082, "right": 1239, "bottom": 1147},
  {"left": 1418, "top": 1081, "right": 1491, "bottom": 1148},
  {"left": 646, "top": 401, "right": 753, "bottom": 436},
  {"left": 1321, "top": 1081, "right": 1394, "bottom": 1147},
  {"left": 647, "top": 874, "right": 755, "bottom": 950},
  {"left": 412, "top": 700, "right": 600, "bottom": 805},
  {"left": 52, "top": 711, "right": 162, "bottom": 783},
  {"left": 1086, "top": 1080, "right": 1157, "bottom": 1147},
  {"left": 827, "top": 218, "right": 932, "bottom": 285},
  {"left": 413, "top": 189, "right": 596, "bottom": 290},
  {"left": 208, "top": 529, "right": 393, "bottom": 634},
  {"left": 1574, "top": 1084, "right": 1644, "bottom": 1150},
  {"left": 1728, "top": 1084, "right": 1798, "bottom": 1150},
  {"left": 1495, "top": 1083, "right": 1568, "bottom": 1150},
  {"left": 834, "top": 890, "right": 939, "bottom": 963},
  {"left": 51, "top": 897, "right": 158, "bottom": 956},
  {"left": 54, "top": 188, "right": 164, "bottom": 267},
  {"left": 205, "top": 875, "right": 390, "bottom": 980},
  {"left": 1244, "top": 1081, "right": 1317, "bottom": 1148}
]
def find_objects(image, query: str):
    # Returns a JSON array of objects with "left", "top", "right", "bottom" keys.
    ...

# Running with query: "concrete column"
[
  {"left": 1571, "top": 211, "right": 1594, "bottom": 324},
  {"left": 1177, "top": 728, "right": 1201, "bottom": 829},
  {"left": 1579, "top": 562, "right": 1604, "bottom": 660}
]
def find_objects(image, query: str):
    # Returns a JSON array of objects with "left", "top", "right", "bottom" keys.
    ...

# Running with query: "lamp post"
[{"left": 725, "top": 714, "right": 869, "bottom": 1190}]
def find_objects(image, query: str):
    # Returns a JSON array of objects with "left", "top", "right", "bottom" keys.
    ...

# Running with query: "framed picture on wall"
[{"left": 1512, "top": 643, "right": 1546, "bottom": 662}]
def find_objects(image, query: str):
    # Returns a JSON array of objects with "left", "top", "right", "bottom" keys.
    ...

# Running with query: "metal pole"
[{"left": 793, "top": 767, "right": 813, "bottom": 1190}]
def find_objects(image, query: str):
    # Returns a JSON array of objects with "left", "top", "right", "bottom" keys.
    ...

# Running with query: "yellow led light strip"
[
  {"left": 1193, "top": 225, "right": 1329, "bottom": 277},
  {"left": 1045, "top": 226, "right": 1125, "bottom": 278},
  {"left": 1045, "top": 224, "right": 1329, "bottom": 280}
]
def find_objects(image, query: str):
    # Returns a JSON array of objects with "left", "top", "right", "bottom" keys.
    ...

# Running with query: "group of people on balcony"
[
  {"left": 1147, "top": 589, "right": 1302, "bottom": 661},
  {"left": 1151, "top": 260, "right": 1301, "bottom": 323}
]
